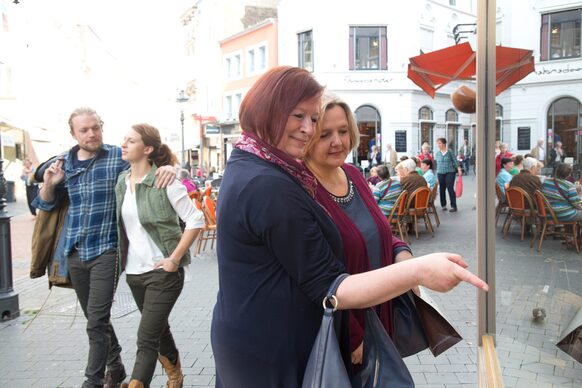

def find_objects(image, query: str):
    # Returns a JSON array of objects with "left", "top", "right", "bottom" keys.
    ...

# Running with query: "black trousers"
[
  {"left": 126, "top": 268, "right": 184, "bottom": 385},
  {"left": 68, "top": 250, "right": 124, "bottom": 388},
  {"left": 437, "top": 172, "right": 457, "bottom": 209}
]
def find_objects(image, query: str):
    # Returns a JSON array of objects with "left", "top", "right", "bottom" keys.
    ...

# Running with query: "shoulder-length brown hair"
[
  {"left": 131, "top": 123, "right": 177, "bottom": 167},
  {"left": 304, "top": 93, "right": 360, "bottom": 158},
  {"left": 238, "top": 66, "right": 324, "bottom": 147}
]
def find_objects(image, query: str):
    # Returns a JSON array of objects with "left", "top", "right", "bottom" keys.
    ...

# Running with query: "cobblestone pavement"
[{"left": 1, "top": 176, "right": 581, "bottom": 387}]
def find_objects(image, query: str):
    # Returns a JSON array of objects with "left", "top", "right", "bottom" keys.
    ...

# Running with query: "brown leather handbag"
[{"left": 392, "top": 288, "right": 462, "bottom": 357}]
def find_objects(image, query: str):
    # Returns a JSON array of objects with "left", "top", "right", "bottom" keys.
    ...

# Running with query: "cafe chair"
[
  {"left": 194, "top": 195, "right": 217, "bottom": 255},
  {"left": 387, "top": 190, "right": 409, "bottom": 243},
  {"left": 405, "top": 187, "right": 434, "bottom": 240},
  {"left": 533, "top": 190, "right": 579, "bottom": 254},
  {"left": 502, "top": 187, "right": 536, "bottom": 246}
]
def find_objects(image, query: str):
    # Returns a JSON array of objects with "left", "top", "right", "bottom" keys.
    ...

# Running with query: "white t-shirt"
[{"left": 122, "top": 177, "right": 205, "bottom": 275}]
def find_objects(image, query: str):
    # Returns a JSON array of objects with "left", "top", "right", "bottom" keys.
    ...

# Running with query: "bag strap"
[
  {"left": 323, "top": 273, "right": 349, "bottom": 310},
  {"left": 377, "top": 179, "right": 393, "bottom": 204},
  {"left": 553, "top": 179, "right": 576, "bottom": 208}
]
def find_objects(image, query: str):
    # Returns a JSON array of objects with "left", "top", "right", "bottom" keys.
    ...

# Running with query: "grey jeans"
[
  {"left": 126, "top": 267, "right": 184, "bottom": 385},
  {"left": 68, "top": 250, "right": 124, "bottom": 387}
]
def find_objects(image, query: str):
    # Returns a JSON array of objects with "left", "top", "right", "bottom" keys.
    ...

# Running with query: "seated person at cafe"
[
  {"left": 541, "top": 163, "right": 582, "bottom": 222},
  {"left": 496, "top": 157, "right": 514, "bottom": 197},
  {"left": 399, "top": 158, "right": 428, "bottom": 198},
  {"left": 510, "top": 155, "right": 524, "bottom": 176},
  {"left": 420, "top": 159, "right": 436, "bottom": 190},
  {"left": 508, "top": 157, "right": 541, "bottom": 207},
  {"left": 372, "top": 165, "right": 402, "bottom": 216}
]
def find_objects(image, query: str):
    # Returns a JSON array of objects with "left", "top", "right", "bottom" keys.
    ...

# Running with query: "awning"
[{"left": 407, "top": 42, "right": 535, "bottom": 97}]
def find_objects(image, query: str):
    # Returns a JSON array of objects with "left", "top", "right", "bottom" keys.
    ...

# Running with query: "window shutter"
[
  {"left": 540, "top": 14, "right": 549, "bottom": 61},
  {"left": 380, "top": 27, "right": 388, "bottom": 70},
  {"left": 349, "top": 27, "right": 355, "bottom": 70}
]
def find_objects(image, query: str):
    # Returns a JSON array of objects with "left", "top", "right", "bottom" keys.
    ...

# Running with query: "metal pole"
[
  {"left": 180, "top": 110, "right": 185, "bottom": 167},
  {"left": 476, "top": 0, "right": 497, "bottom": 344},
  {"left": 0, "top": 131, "right": 20, "bottom": 320}
]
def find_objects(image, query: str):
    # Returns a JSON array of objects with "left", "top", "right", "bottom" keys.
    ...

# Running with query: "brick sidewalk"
[{"left": 1, "top": 175, "right": 581, "bottom": 387}]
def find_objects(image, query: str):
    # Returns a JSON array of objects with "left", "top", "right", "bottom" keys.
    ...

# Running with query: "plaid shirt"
[
  {"left": 435, "top": 149, "right": 459, "bottom": 174},
  {"left": 35, "top": 144, "right": 128, "bottom": 261}
]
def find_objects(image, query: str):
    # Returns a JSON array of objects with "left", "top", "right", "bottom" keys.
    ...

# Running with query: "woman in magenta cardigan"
[{"left": 304, "top": 93, "right": 413, "bottom": 366}]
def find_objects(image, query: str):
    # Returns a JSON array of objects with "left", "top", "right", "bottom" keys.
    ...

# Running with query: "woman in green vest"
[{"left": 116, "top": 123, "right": 205, "bottom": 388}]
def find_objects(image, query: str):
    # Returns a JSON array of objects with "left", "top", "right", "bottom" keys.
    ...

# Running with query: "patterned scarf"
[{"left": 234, "top": 132, "right": 318, "bottom": 198}]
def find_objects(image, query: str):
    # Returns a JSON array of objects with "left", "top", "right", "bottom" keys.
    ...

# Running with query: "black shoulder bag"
[{"left": 302, "top": 274, "right": 415, "bottom": 388}]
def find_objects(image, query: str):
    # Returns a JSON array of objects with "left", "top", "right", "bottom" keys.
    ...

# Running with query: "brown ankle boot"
[
  {"left": 120, "top": 380, "right": 144, "bottom": 388},
  {"left": 158, "top": 355, "right": 184, "bottom": 388}
]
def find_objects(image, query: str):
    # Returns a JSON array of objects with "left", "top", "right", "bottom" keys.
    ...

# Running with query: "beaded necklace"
[{"left": 329, "top": 180, "right": 354, "bottom": 204}]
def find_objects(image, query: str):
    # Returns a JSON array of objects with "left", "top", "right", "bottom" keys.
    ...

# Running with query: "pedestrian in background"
[
  {"left": 34, "top": 107, "right": 176, "bottom": 388},
  {"left": 458, "top": 138, "right": 471, "bottom": 175},
  {"left": 495, "top": 143, "right": 512, "bottom": 176},
  {"left": 116, "top": 123, "right": 204, "bottom": 388},
  {"left": 210, "top": 66, "right": 488, "bottom": 387},
  {"left": 530, "top": 138, "right": 545, "bottom": 164},
  {"left": 435, "top": 137, "right": 462, "bottom": 212},
  {"left": 383, "top": 143, "right": 398, "bottom": 175},
  {"left": 20, "top": 158, "right": 39, "bottom": 217}
]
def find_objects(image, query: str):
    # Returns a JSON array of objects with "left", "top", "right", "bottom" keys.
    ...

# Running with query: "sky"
[{"left": 7, "top": 0, "right": 193, "bottom": 145}]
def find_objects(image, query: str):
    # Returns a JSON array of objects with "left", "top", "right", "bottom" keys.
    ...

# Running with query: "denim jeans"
[
  {"left": 438, "top": 172, "right": 457, "bottom": 209},
  {"left": 126, "top": 268, "right": 184, "bottom": 385},
  {"left": 68, "top": 250, "right": 123, "bottom": 387}
]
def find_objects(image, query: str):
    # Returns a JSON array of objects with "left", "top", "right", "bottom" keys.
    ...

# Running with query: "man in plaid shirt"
[{"left": 35, "top": 107, "right": 175, "bottom": 388}]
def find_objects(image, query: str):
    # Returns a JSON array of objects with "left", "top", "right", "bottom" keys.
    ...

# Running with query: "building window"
[
  {"left": 420, "top": 27, "right": 434, "bottom": 53},
  {"left": 225, "top": 96, "right": 233, "bottom": 119},
  {"left": 259, "top": 46, "right": 266, "bottom": 69},
  {"left": 349, "top": 26, "right": 387, "bottom": 70},
  {"left": 246, "top": 44, "right": 267, "bottom": 76},
  {"left": 446, "top": 109, "right": 459, "bottom": 122},
  {"left": 418, "top": 106, "right": 434, "bottom": 149},
  {"left": 298, "top": 30, "right": 314, "bottom": 72},
  {"left": 540, "top": 9, "right": 581, "bottom": 61},
  {"left": 224, "top": 52, "right": 243, "bottom": 80},
  {"left": 547, "top": 97, "right": 582, "bottom": 162},
  {"left": 495, "top": 103, "right": 503, "bottom": 142},
  {"left": 234, "top": 54, "right": 241, "bottom": 77},
  {"left": 247, "top": 49, "right": 255, "bottom": 74},
  {"left": 449, "top": 0, "right": 456, "bottom": 6},
  {"left": 225, "top": 58, "right": 231, "bottom": 79},
  {"left": 419, "top": 106, "right": 433, "bottom": 120}
]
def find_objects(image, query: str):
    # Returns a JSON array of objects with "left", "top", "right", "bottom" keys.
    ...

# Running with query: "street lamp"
[
  {"left": 176, "top": 90, "right": 189, "bottom": 167},
  {"left": 0, "top": 132, "right": 19, "bottom": 320}
]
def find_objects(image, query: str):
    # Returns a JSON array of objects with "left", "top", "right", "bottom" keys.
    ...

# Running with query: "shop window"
[
  {"left": 349, "top": 26, "right": 387, "bottom": 70},
  {"left": 547, "top": 96, "right": 582, "bottom": 162},
  {"left": 540, "top": 9, "right": 582, "bottom": 61}
]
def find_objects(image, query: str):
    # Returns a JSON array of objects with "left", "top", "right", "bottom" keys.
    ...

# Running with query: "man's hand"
[
  {"left": 155, "top": 165, "right": 177, "bottom": 188},
  {"left": 43, "top": 159, "right": 65, "bottom": 187},
  {"left": 39, "top": 159, "right": 65, "bottom": 202}
]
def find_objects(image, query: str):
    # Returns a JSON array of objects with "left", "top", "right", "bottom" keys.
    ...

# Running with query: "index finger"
[{"left": 454, "top": 266, "right": 489, "bottom": 291}]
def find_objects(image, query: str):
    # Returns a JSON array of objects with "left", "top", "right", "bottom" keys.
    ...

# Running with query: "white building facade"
[
  {"left": 496, "top": 0, "right": 582, "bottom": 165},
  {"left": 278, "top": 0, "right": 582, "bottom": 166},
  {"left": 278, "top": 0, "right": 479, "bottom": 164}
]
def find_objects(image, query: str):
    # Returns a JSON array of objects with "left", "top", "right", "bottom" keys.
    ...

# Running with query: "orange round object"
[{"left": 451, "top": 85, "right": 476, "bottom": 114}]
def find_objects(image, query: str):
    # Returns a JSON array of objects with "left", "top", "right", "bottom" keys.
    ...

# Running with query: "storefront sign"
[
  {"left": 343, "top": 76, "right": 393, "bottom": 84},
  {"left": 536, "top": 65, "right": 582, "bottom": 76},
  {"left": 205, "top": 124, "right": 220, "bottom": 135}
]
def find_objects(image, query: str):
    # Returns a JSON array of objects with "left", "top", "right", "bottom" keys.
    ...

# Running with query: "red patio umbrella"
[{"left": 407, "top": 42, "right": 535, "bottom": 98}]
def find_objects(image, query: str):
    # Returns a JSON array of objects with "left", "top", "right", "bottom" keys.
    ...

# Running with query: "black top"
[{"left": 211, "top": 149, "right": 346, "bottom": 388}]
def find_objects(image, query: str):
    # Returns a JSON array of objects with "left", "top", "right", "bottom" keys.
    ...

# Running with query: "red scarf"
[{"left": 234, "top": 132, "right": 318, "bottom": 198}]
